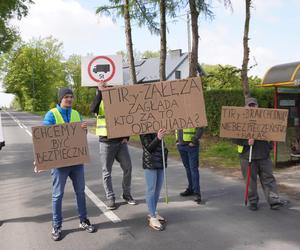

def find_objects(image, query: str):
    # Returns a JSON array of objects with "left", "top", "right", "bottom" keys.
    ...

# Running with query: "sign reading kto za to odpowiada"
[{"left": 102, "top": 77, "right": 208, "bottom": 138}]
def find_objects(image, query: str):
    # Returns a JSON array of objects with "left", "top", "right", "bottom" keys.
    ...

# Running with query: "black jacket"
[
  {"left": 233, "top": 139, "right": 273, "bottom": 160},
  {"left": 140, "top": 133, "right": 168, "bottom": 170},
  {"left": 90, "top": 90, "right": 129, "bottom": 142}
]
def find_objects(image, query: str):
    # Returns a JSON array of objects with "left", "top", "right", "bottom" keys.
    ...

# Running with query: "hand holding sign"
[{"left": 32, "top": 122, "right": 90, "bottom": 171}]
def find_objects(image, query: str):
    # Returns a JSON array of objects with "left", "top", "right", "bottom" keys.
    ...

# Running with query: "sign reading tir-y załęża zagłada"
[
  {"left": 32, "top": 122, "right": 90, "bottom": 171},
  {"left": 102, "top": 77, "right": 208, "bottom": 138}
]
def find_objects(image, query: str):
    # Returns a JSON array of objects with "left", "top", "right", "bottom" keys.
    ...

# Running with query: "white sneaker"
[
  {"left": 149, "top": 217, "right": 164, "bottom": 231},
  {"left": 147, "top": 213, "right": 166, "bottom": 223},
  {"left": 155, "top": 213, "right": 166, "bottom": 223}
]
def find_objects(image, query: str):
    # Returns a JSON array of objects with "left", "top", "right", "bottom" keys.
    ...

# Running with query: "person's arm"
[
  {"left": 90, "top": 91, "right": 102, "bottom": 115},
  {"left": 43, "top": 111, "right": 56, "bottom": 126},
  {"left": 191, "top": 127, "right": 204, "bottom": 145},
  {"left": 140, "top": 134, "right": 161, "bottom": 153},
  {"left": 232, "top": 138, "right": 249, "bottom": 146}
]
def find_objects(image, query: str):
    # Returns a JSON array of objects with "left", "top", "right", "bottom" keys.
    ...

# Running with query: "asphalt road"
[{"left": 1, "top": 110, "right": 300, "bottom": 250}]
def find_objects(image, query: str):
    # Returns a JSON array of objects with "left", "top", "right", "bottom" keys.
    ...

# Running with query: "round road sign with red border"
[{"left": 87, "top": 56, "right": 116, "bottom": 83}]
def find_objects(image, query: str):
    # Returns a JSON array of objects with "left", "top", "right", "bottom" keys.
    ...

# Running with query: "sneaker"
[
  {"left": 147, "top": 213, "right": 166, "bottom": 223},
  {"left": 270, "top": 200, "right": 290, "bottom": 210},
  {"left": 149, "top": 217, "right": 164, "bottom": 231},
  {"left": 180, "top": 189, "right": 194, "bottom": 197},
  {"left": 79, "top": 218, "right": 96, "bottom": 233},
  {"left": 194, "top": 193, "right": 202, "bottom": 203},
  {"left": 106, "top": 198, "right": 116, "bottom": 210},
  {"left": 51, "top": 226, "right": 62, "bottom": 241},
  {"left": 122, "top": 194, "right": 137, "bottom": 205},
  {"left": 249, "top": 203, "right": 258, "bottom": 211}
]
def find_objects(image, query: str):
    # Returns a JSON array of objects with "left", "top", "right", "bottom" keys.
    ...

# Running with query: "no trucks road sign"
[{"left": 81, "top": 55, "right": 123, "bottom": 86}]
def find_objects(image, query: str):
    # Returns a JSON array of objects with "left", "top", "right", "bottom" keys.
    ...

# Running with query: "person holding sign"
[
  {"left": 90, "top": 83, "right": 136, "bottom": 210},
  {"left": 176, "top": 127, "right": 204, "bottom": 203},
  {"left": 140, "top": 129, "right": 168, "bottom": 231},
  {"left": 235, "top": 97, "right": 288, "bottom": 211},
  {"left": 43, "top": 88, "right": 95, "bottom": 241}
]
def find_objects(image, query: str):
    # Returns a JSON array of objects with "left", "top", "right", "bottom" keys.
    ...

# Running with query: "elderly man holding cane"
[{"left": 235, "top": 97, "right": 288, "bottom": 211}]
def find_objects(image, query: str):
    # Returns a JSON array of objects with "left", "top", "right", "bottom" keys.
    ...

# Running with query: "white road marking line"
[
  {"left": 25, "top": 129, "right": 32, "bottom": 136},
  {"left": 288, "top": 206, "right": 300, "bottom": 211},
  {"left": 6, "top": 110, "right": 122, "bottom": 223},
  {"left": 85, "top": 186, "right": 122, "bottom": 223}
]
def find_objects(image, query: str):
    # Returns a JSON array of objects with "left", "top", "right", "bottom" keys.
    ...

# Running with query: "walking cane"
[
  {"left": 161, "top": 138, "right": 169, "bottom": 204},
  {"left": 245, "top": 145, "right": 253, "bottom": 206}
]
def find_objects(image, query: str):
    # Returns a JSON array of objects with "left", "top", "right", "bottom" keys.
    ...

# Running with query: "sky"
[{"left": 1, "top": 0, "right": 300, "bottom": 107}]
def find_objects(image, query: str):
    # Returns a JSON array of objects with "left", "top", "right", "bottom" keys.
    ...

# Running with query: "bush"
[{"left": 204, "top": 88, "right": 274, "bottom": 136}]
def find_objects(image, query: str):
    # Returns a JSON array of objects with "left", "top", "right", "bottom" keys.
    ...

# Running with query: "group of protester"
[{"left": 37, "top": 83, "right": 287, "bottom": 241}]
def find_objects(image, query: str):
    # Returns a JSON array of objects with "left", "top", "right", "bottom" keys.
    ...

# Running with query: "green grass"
[
  {"left": 128, "top": 134, "right": 240, "bottom": 169},
  {"left": 201, "top": 139, "right": 239, "bottom": 168}
]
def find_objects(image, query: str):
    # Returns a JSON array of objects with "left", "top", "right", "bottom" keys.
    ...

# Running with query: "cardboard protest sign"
[
  {"left": 220, "top": 106, "right": 288, "bottom": 142},
  {"left": 32, "top": 122, "right": 90, "bottom": 171},
  {"left": 102, "top": 77, "right": 207, "bottom": 138}
]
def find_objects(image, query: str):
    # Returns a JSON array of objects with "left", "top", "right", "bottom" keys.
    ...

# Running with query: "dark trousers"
[
  {"left": 240, "top": 158, "right": 280, "bottom": 205},
  {"left": 177, "top": 144, "right": 200, "bottom": 194}
]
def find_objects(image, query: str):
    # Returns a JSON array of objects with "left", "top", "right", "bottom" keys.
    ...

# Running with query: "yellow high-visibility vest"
[
  {"left": 50, "top": 108, "right": 81, "bottom": 124},
  {"left": 96, "top": 101, "right": 107, "bottom": 136},
  {"left": 176, "top": 128, "right": 197, "bottom": 142},
  {"left": 237, "top": 145, "right": 244, "bottom": 153}
]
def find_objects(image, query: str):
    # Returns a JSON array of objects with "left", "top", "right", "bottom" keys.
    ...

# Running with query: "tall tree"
[
  {"left": 65, "top": 54, "right": 96, "bottom": 115},
  {"left": 159, "top": 0, "right": 167, "bottom": 80},
  {"left": 124, "top": 0, "right": 137, "bottom": 84},
  {"left": 0, "top": 0, "right": 34, "bottom": 54},
  {"left": 96, "top": 1, "right": 137, "bottom": 84},
  {"left": 133, "top": 0, "right": 177, "bottom": 81},
  {"left": 241, "top": 0, "right": 251, "bottom": 98},
  {"left": 4, "top": 37, "right": 67, "bottom": 111},
  {"left": 188, "top": 0, "right": 231, "bottom": 77}
]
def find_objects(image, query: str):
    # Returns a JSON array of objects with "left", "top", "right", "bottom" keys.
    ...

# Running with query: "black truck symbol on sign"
[{"left": 93, "top": 64, "right": 110, "bottom": 74}]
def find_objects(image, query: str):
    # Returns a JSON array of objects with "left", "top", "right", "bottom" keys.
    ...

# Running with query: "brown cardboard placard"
[
  {"left": 102, "top": 77, "right": 207, "bottom": 138},
  {"left": 219, "top": 106, "right": 288, "bottom": 142},
  {"left": 32, "top": 122, "right": 90, "bottom": 171}
]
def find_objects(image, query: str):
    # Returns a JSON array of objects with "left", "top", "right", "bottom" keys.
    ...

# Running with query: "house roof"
[
  {"left": 261, "top": 61, "right": 300, "bottom": 87},
  {"left": 123, "top": 50, "right": 189, "bottom": 84}
]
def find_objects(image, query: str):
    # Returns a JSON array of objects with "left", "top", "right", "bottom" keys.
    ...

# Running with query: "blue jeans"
[
  {"left": 144, "top": 169, "right": 164, "bottom": 217},
  {"left": 51, "top": 165, "right": 87, "bottom": 227},
  {"left": 177, "top": 144, "right": 200, "bottom": 194}
]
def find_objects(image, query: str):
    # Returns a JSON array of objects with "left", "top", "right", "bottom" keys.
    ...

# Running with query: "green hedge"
[{"left": 204, "top": 88, "right": 274, "bottom": 136}]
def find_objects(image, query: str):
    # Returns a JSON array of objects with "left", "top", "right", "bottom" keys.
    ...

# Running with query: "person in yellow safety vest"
[
  {"left": 176, "top": 127, "right": 204, "bottom": 204},
  {"left": 90, "top": 82, "right": 137, "bottom": 210},
  {"left": 42, "top": 88, "right": 95, "bottom": 241},
  {"left": 234, "top": 97, "right": 289, "bottom": 211}
]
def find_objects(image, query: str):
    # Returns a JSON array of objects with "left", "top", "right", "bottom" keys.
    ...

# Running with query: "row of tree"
[
  {"left": 1, "top": 36, "right": 259, "bottom": 113},
  {"left": 1, "top": 0, "right": 255, "bottom": 113},
  {"left": 1, "top": 37, "right": 95, "bottom": 113},
  {"left": 96, "top": 0, "right": 253, "bottom": 98}
]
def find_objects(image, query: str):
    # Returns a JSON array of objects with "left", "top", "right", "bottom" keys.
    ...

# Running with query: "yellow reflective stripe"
[
  {"left": 50, "top": 108, "right": 64, "bottom": 124},
  {"left": 237, "top": 145, "right": 244, "bottom": 153},
  {"left": 50, "top": 108, "right": 81, "bottom": 124},
  {"left": 96, "top": 101, "right": 107, "bottom": 136},
  {"left": 70, "top": 110, "right": 81, "bottom": 122}
]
